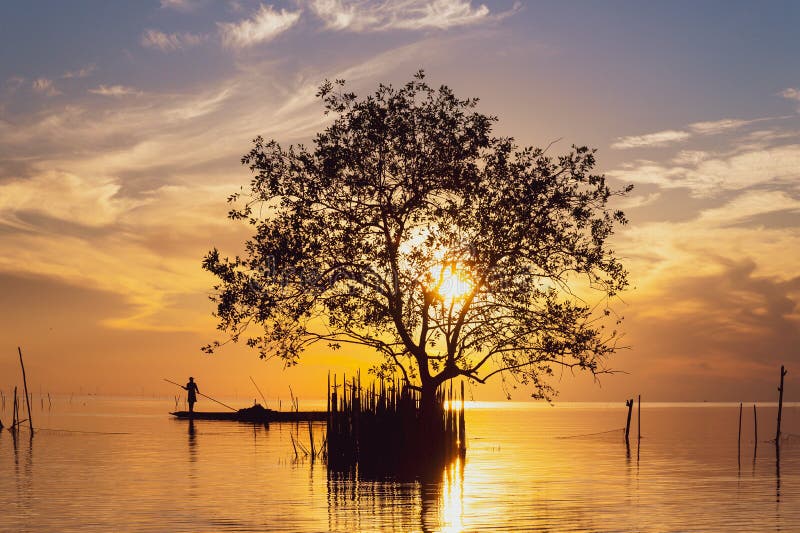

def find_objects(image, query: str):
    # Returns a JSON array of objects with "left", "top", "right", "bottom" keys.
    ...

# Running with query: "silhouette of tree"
[{"left": 203, "top": 71, "right": 631, "bottom": 414}]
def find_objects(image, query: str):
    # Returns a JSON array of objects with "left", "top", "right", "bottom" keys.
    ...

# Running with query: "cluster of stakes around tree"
[{"left": 326, "top": 372, "right": 466, "bottom": 481}]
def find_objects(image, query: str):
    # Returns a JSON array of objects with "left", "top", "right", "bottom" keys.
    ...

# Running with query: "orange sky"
[{"left": 1, "top": 1, "right": 798, "bottom": 402}]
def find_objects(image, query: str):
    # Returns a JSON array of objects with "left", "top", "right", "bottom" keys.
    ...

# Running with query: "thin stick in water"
[
  {"left": 12, "top": 386, "right": 18, "bottom": 429},
  {"left": 308, "top": 421, "right": 316, "bottom": 459},
  {"left": 18, "top": 347, "right": 33, "bottom": 432},
  {"left": 776, "top": 365, "right": 787, "bottom": 443},
  {"left": 637, "top": 394, "right": 641, "bottom": 441},
  {"left": 738, "top": 402, "right": 742, "bottom": 463},
  {"left": 624, "top": 399, "right": 633, "bottom": 445},
  {"left": 753, "top": 403, "right": 758, "bottom": 458}
]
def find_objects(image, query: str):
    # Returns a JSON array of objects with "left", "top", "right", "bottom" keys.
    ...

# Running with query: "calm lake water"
[{"left": 1, "top": 397, "right": 798, "bottom": 532}]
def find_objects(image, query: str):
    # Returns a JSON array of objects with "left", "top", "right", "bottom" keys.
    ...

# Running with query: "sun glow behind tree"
[{"left": 431, "top": 263, "right": 474, "bottom": 304}]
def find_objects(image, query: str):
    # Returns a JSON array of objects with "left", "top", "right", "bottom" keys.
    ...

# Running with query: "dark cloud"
[
  {"left": 725, "top": 208, "right": 800, "bottom": 230},
  {"left": 620, "top": 258, "right": 800, "bottom": 400}
]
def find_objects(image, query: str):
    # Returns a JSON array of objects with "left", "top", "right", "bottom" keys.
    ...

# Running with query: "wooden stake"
[
  {"left": 308, "top": 421, "right": 316, "bottom": 459},
  {"left": 459, "top": 380, "right": 466, "bottom": 453},
  {"left": 776, "top": 365, "right": 787, "bottom": 443},
  {"left": 753, "top": 403, "right": 758, "bottom": 457},
  {"left": 738, "top": 402, "right": 742, "bottom": 461},
  {"left": 12, "top": 387, "right": 18, "bottom": 429},
  {"left": 625, "top": 399, "right": 633, "bottom": 444},
  {"left": 637, "top": 394, "right": 641, "bottom": 441},
  {"left": 18, "top": 347, "right": 33, "bottom": 432}
]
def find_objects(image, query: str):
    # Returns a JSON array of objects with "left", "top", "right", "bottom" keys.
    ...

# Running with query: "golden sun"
[{"left": 431, "top": 264, "right": 473, "bottom": 302}]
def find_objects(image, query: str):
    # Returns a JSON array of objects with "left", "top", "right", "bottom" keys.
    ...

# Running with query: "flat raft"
[{"left": 170, "top": 404, "right": 326, "bottom": 423}]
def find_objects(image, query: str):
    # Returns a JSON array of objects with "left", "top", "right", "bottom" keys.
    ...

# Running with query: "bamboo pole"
[
  {"left": 776, "top": 365, "right": 787, "bottom": 443},
  {"left": 18, "top": 347, "right": 33, "bottom": 432},
  {"left": 249, "top": 376, "right": 268, "bottom": 408},
  {"left": 163, "top": 378, "right": 237, "bottom": 411}
]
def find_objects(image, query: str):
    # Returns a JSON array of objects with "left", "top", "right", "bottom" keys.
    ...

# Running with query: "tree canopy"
[{"left": 203, "top": 71, "right": 631, "bottom": 402}]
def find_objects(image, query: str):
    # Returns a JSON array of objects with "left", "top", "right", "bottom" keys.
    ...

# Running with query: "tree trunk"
[{"left": 419, "top": 381, "right": 442, "bottom": 449}]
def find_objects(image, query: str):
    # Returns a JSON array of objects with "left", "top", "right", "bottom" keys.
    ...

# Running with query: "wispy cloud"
[
  {"left": 614, "top": 115, "right": 790, "bottom": 149},
  {"left": 671, "top": 150, "right": 709, "bottom": 165},
  {"left": 89, "top": 84, "right": 141, "bottom": 97},
  {"left": 218, "top": 4, "right": 301, "bottom": 48},
  {"left": 689, "top": 118, "right": 751, "bottom": 135},
  {"left": 610, "top": 143, "right": 800, "bottom": 197},
  {"left": 0, "top": 171, "right": 137, "bottom": 229},
  {"left": 141, "top": 29, "right": 204, "bottom": 51},
  {"left": 781, "top": 87, "right": 800, "bottom": 102},
  {"left": 5, "top": 76, "right": 26, "bottom": 93},
  {"left": 611, "top": 129, "right": 690, "bottom": 149},
  {"left": 62, "top": 64, "right": 96, "bottom": 79},
  {"left": 32, "top": 77, "right": 61, "bottom": 96},
  {"left": 782, "top": 87, "right": 800, "bottom": 113},
  {"left": 307, "top": 0, "right": 495, "bottom": 31},
  {"left": 160, "top": 0, "right": 199, "bottom": 11},
  {"left": 0, "top": 50, "right": 414, "bottom": 330},
  {"left": 689, "top": 116, "right": 788, "bottom": 135},
  {"left": 737, "top": 129, "right": 800, "bottom": 150}
]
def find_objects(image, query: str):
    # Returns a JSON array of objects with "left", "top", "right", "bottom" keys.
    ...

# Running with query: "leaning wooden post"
[
  {"left": 776, "top": 365, "right": 787, "bottom": 444},
  {"left": 624, "top": 399, "right": 633, "bottom": 444},
  {"left": 18, "top": 347, "right": 33, "bottom": 432}
]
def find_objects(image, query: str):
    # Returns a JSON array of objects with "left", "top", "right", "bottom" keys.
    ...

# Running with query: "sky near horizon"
[{"left": 1, "top": 0, "right": 798, "bottom": 402}]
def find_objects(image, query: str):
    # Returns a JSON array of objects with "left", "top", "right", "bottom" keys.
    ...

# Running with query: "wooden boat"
[{"left": 170, "top": 404, "right": 327, "bottom": 423}]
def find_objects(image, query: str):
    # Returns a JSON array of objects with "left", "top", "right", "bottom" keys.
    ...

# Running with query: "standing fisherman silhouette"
[{"left": 184, "top": 377, "right": 200, "bottom": 413}]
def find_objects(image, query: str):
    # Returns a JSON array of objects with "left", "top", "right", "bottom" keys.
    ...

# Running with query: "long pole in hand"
[{"left": 163, "top": 379, "right": 237, "bottom": 411}]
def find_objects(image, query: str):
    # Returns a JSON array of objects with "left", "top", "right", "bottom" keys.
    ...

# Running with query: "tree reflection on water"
[{"left": 327, "top": 454, "right": 464, "bottom": 532}]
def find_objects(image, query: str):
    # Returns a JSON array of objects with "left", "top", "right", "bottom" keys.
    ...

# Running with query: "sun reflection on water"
[{"left": 440, "top": 455, "right": 465, "bottom": 532}]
